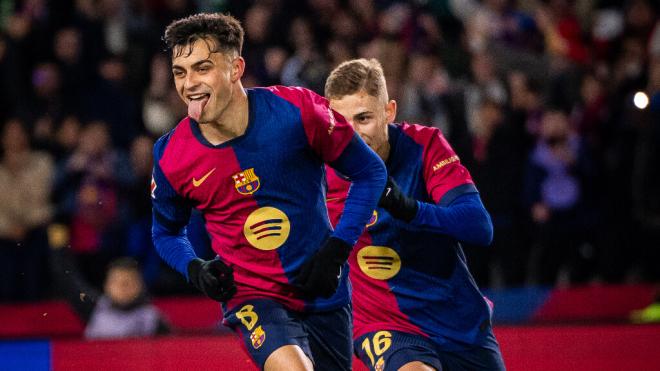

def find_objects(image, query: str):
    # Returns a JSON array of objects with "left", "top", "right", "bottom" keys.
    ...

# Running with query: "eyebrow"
[
  {"left": 172, "top": 59, "right": 214, "bottom": 71},
  {"left": 354, "top": 110, "right": 373, "bottom": 118}
]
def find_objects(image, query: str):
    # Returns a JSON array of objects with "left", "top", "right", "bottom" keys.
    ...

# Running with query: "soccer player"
[
  {"left": 325, "top": 59, "right": 505, "bottom": 371},
  {"left": 151, "top": 14, "right": 386, "bottom": 371}
]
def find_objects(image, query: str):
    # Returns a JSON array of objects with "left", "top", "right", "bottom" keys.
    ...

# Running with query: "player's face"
[
  {"left": 330, "top": 90, "right": 396, "bottom": 160},
  {"left": 171, "top": 38, "right": 245, "bottom": 124}
]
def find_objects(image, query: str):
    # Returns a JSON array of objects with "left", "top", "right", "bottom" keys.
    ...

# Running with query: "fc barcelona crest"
[
  {"left": 232, "top": 168, "right": 260, "bottom": 195},
  {"left": 250, "top": 325, "right": 266, "bottom": 349}
]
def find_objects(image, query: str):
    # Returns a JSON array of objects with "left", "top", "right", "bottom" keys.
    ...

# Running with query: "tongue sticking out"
[{"left": 188, "top": 96, "right": 209, "bottom": 122}]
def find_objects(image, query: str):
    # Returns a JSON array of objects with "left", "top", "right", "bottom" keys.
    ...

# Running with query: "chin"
[{"left": 197, "top": 114, "right": 211, "bottom": 123}]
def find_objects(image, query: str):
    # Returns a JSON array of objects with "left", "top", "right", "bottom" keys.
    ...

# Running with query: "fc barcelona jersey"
[
  {"left": 152, "top": 86, "right": 357, "bottom": 312},
  {"left": 327, "top": 123, "right": 493, "bottom": 349}
]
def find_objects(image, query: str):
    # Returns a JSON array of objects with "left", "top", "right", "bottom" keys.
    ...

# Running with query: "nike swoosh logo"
[
  {"left": 192, "top": 168, "right": 216, "bottom": 187},
  {"left": 325, "top": 197, "right": 341, "bottom": 202}
]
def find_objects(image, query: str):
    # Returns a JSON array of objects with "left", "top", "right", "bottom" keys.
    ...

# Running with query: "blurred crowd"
[{"left": 0, "top": 0, "right": 658, "bottom": 304}]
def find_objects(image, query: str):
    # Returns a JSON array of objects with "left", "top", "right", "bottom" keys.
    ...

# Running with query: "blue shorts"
[
  {"left": 224, "top": 299, "right": 352, "bottom": 371},
  {"left": 354, "top": 329, "right": 505, "bottom": 371}
]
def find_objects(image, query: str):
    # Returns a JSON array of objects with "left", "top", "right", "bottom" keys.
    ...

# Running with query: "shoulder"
[
  {"left": 398, "top": 122, "right": 454, "bottom": 153},
  {"left": 153, "top": 131, "right": 173, "bottom": 160},
  {"left": 258, "top": 85, "right": 324, "bottom": 108},
  {"left": 398, "top": 122, "right": 446, "bottom": 143},
  {"left": 153, "top": 117, "right": 190, "bottom": 160}
]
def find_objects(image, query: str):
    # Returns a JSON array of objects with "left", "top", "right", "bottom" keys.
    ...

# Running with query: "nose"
[{"left": 183, "top": 72, "right": 200, "bottom": 92}]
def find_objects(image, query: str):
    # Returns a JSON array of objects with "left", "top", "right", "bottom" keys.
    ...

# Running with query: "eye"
[
  {"left": 357, "top": 115, "right": 371, "bottom": 123},
  {"left": 173, "top": 70, "right": 184, "bottom": 78}
]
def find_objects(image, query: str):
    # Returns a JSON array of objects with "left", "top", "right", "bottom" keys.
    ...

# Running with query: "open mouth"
[{"left": 187, "top": 93, "right": 210, "bottom": 121}]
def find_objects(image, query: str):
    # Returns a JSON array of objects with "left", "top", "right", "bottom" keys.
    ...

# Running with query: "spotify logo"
[
  {"left": 243, "top": 207, "right": 291, "bottom": 250},
  {"left": 357, "top": 246, "right": 401, "bottom": 280}
]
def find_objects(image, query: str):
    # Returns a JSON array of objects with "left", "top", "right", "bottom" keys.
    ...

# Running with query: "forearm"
[
  {"left": 411, "top": 193, "right": 494, "bottom": 246},
  {"left": 329, "top": 135, "right": 386, "bottom": 245},
  {"left": 152, "top": 216, "right": 197, "bottom": 280}
]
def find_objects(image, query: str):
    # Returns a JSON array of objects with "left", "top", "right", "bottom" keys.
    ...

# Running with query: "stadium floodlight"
[{"left": 633, "top": 91, "right": 649, "bottom": 110}]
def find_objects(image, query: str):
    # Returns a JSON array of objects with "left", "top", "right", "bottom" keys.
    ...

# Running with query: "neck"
[{"left": 199, "top": 85, "right": 249, "bottom": 145}]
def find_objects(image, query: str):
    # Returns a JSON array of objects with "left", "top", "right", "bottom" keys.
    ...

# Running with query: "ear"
[
  {"left": 384, "top": 99, "right": 397, "bottom": 124},
  {"left": 231, "top": 56, "right": 245, "bottom": 82}
]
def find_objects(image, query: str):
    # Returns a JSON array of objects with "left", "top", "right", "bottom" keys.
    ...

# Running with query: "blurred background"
[{"left": 0, "top": 0, "right": 658, "bottom": 370}]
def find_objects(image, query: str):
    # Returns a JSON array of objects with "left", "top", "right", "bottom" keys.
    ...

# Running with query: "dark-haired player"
[{"left": 151, "top": 13, "right": 386, "bottom": 371}]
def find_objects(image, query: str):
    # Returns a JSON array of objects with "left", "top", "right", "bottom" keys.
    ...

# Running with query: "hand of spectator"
[
  {"left": 187, "top": 258, "right": 236, "bottom": 302},
  {"left": 295, "top": 237, "right": 352, "bottom": 299}
]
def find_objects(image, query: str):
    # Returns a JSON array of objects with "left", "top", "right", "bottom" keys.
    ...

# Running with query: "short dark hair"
[
  {"left": 164, "top": 13, "right": 244, "bottom": 57},
  {"left": 325, "top": 58, "right": 388, "bottom": 103}
]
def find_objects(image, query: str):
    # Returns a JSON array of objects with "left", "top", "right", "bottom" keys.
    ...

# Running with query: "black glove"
[
  {"left": 378, "top": 176, "right": 418, "bottom": 222},
  {"left": 295, "top": 237, "right": 352, "bottom": 299},
  {"left": 187, "top": 258, "right": 236, "bottom": 302}
]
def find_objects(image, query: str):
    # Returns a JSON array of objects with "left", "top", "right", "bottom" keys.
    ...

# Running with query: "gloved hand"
[
  {"left": 378, "top": 176, "right": 418, "bottom": 222},
  {"left": 187, "top": 258, "right": 236, "bottom": 302},
  {"left": 295, "top": 237, "right": 352, "bottom": 299}
]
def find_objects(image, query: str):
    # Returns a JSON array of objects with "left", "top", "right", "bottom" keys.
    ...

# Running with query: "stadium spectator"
[
  {"left": 82, "top": 55, "right": 139, "bottom": 149},
  {"left": 281, "top": 16, "right": 329, "bottom": 94},
  {"left": 25, "top": 62, "right": 67, "bottom": 124},
  {"left": 463, "top": 51, "right": 508, "bottom": 136},
  {"left": 398, "top": 53, "right": 452, "bottom": 133},
  {"left": 142, "top": 53, "right": 183, "bottom": 137},
  {"left": 0, "top": 118, "right": 54, "bottom": 301},
  {"left": 53, "top": 27, "right": 86, "bottom": 111},
  {"left": 466, "top": 99, "right": 528, "bottom": 287},
  {"left": 50, "top": 242, "right": 170, "bottom": 339},
  {"left": 524, "top": 109, "right": 595, "bottom": 285},
  {"left": 53, "top": 120, "right": 131, "bottom": 286}
]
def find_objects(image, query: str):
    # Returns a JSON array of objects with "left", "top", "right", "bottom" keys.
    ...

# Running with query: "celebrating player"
[
  {"left": 151, "top": 14, "right": 386, "bottom": 371},
  {"left": 325, "top": 59, "right": 505, "bottom": 371}
]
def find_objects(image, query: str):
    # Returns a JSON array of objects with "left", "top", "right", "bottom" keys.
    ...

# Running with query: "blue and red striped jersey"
[
  {"left": 152, "top": 86, "right": 383, "bottom": 312},
  {"left": 327, "top": 123, "right": 493, "bottom": 349}
]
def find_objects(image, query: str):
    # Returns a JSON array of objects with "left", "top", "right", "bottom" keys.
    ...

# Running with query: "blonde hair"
[{"left": 325, "top": 58, "right": 388, "bottom": 103}]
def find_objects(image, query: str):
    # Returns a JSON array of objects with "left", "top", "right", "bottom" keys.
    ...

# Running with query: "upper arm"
[
  {"left": 422, "top": 129, "right": 477, "bottom": 206},
  {"left": 151, "top": 140, "right": 192, "bottom": 233}
]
